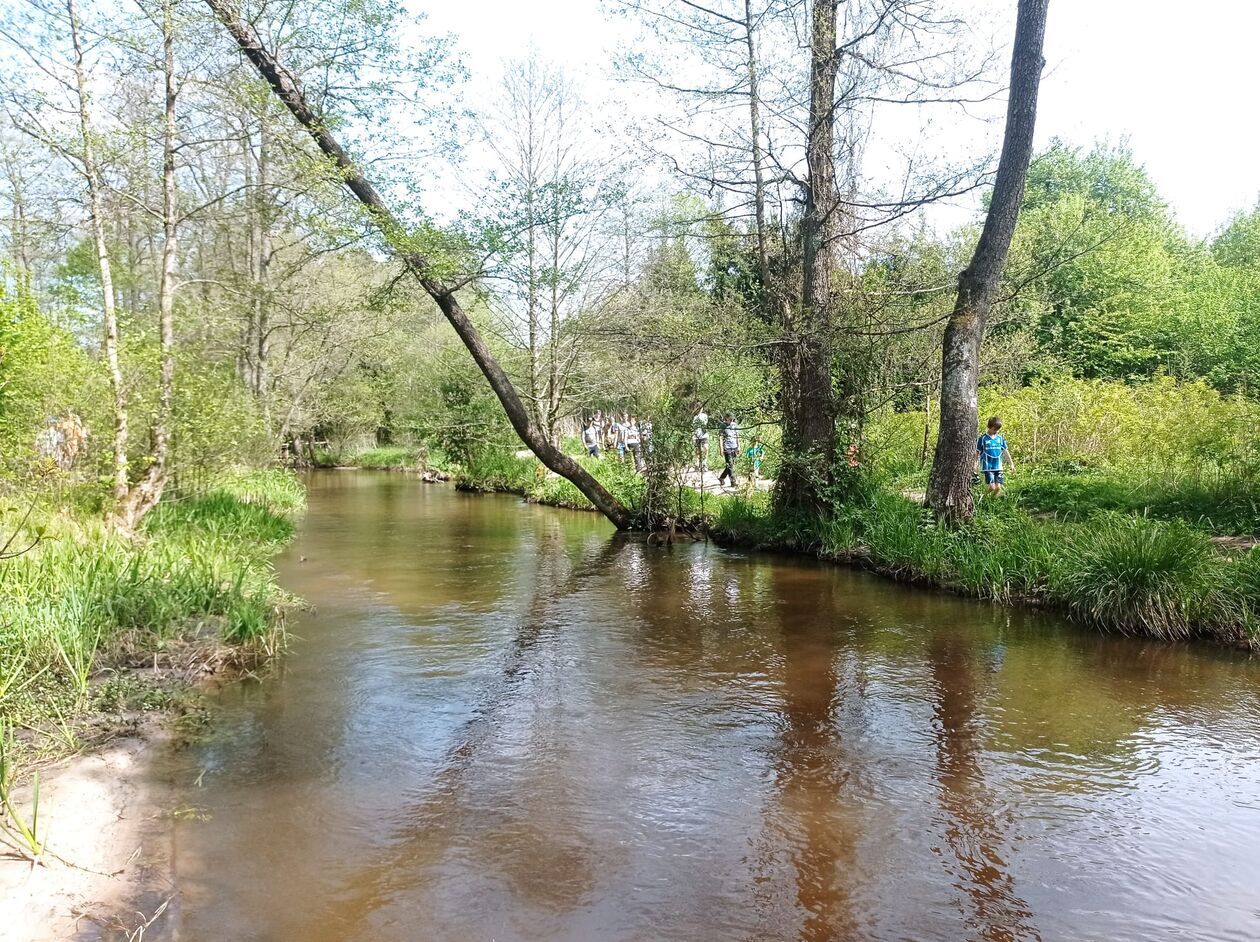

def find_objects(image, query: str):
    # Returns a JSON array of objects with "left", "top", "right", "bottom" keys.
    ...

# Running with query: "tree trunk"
[
  {"left": 743, "top": 0, "right": 770, "bottom": 301},
  {"left": 69, "top": 0, "right": 129, "bottom": 510},
  {"left": 775, "top": 0, "right": 839, "bottom": 516},
  {"left": 926, "top": 0, "right": 1050, "bottom": 523},
  {"left": 241, "top": 125, "right": 257, "bottom": 391},
  {"left": 118, "top": 0, "right": 179, "bottom": 530},
  {"left": 253, "top": 121, "right": 272, "bottom": 415},
  {"left": 204, "top": 0, "right": 634, "bottom": 529}
]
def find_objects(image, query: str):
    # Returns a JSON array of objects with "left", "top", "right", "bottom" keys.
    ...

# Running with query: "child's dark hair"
[{"left": 987, "top": 416, "right": 1002, "bottom": 431}]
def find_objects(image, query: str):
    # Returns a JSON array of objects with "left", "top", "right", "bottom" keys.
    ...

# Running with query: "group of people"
[
  {"left": 581, "top": 405, "right": 765, "bottom": 490},
  {"left": 582, "top": 412, "right": 653, "bottom": 471},
  {"left": 582, "top": 408, "right": 1013, "bottom": 497},
  {"left": 691, "top": 406, "right": 763, "bottom": 488}
]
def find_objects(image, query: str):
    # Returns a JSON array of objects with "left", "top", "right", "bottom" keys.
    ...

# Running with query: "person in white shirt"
[
  {"left": 624, "top": 417, "right": 644, "bottom": 471},
  {"left": 693, "top": 406, "right": 710, "bottom": 473},
  {"left": 582, "top": 420, "right": 600, "bottom": 457}
]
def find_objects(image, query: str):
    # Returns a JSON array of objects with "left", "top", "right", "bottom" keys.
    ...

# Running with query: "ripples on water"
[{"left": 148, "top": 473, "right": 1260, "bottom": 942}]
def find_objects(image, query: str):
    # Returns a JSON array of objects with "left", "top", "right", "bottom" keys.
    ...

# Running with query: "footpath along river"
[{"left": 140, "top": 471, "right": 1260, "bottom": 941}]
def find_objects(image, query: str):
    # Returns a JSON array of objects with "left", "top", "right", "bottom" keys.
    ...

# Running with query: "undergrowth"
[
  {"left": 715, "top": 491, "right": 1258, "bottom": 646},
  {"left": 0, "top": 469, "right": 304, "bottom": 749}
]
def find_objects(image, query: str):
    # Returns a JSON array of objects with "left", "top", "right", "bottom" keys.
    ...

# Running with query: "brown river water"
[{"left": 144, "top": 472, "right": 1260, "bottom": 941}]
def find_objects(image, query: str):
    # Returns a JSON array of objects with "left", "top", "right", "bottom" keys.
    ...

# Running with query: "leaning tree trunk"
[
  {"left": 775, "top": 0, "right": 839, "bottom": 517},
  {"left": 926, "top": 0, "right": 1050, "bottom": 523},
  {"left": 204, "top": 0, "right": 633, "bottom": 529}
]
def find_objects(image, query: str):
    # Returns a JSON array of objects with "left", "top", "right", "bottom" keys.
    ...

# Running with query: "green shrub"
[
  {"left": 1052, "top": 515, "right": 1216, "bottom": 639},
  {"left": 868, "top": 376, "right": 1260, "bottom": 488},
  {"left": 1220, "top": 548, "right": 1260, "bottom": 640},
  {"left": 457, "top": 453, "right": 537, "bottom": 494}
]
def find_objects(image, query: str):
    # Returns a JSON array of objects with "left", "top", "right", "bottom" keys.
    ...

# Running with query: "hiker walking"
[
  {"left": 717, "top": 413, "right": 739, "bottom": 488},
  {"left": 614, "top": 413, "right": 629, "bottom": 461},
  {"left": 746, "top": 438, "right": 764, "bottom": 482},
  {"left": 625, "top": 417, "right": 644, "bottom": 472},
  {"left": 583, "top": 419, "right": 601, "bottom": 458},
  {"left": 693, "top": 405, "right": 710, "bottom": 475}
]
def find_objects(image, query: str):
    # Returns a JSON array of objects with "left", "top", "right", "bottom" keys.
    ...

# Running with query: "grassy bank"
[
  {"left": 0, "top": 469, "right": 304, "bottom": 765},
  {"left": 711, "top": 488, "right": 1260, "bottom": 647},
  {"left": 450, "top": 448, "right": 1260, "bottom": 648},
  {"left": 455, "top": 451, "right": 733, "bottom": 521}
]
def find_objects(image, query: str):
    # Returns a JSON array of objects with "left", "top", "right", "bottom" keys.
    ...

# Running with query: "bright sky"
[{"left": 415, "top": 0, "right": 1260, "bottom": 237}]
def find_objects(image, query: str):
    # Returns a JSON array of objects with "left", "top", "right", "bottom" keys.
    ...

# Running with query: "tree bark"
[
  {"left": 927, "top": 0, "right": 1049, "bottom": 523},
  {"left": 204, "top": 0, "right": 634, "bottom": 529},
  {"left": 775, "top": 0, "right": 839, "bottom": 516},
  {"left": 69, "top": 0, "right": 129, "bottom": 509},
  {"left": 743, "top": 0, "right": 770, "bottom": 299},
  {"left": 118, "top": 0, "right": 180, "bottom": 530}
]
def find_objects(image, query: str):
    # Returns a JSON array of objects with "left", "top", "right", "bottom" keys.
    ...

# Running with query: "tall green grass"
[
  {"left": 352, "top": 446, "right": 426, "bottom": 470},
  {"left": 713, "top": 488, "right": 1259, "bottom": 646},
  {"left": 1053, "top": 515, "right": 1216, "bottom": 639},
  {"left": 0, "top": 470, "right": 304, "bottom": 729},
  {"left": 1009, "top": 471, "right": 1260, "bottom": 536}
]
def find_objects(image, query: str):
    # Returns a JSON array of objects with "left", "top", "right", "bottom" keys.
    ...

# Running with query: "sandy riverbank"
[{"left": 0, "top": 728, "right": 180, "bottom": 941}]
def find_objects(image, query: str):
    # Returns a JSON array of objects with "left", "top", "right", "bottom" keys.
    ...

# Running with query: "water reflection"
[
  {"left": 323, "top": 527, "right": 632, "bottom": 935},
  {"left": 927, "top": 630, "right": 1038, "bottom": 941},
  {"left": 146, "top": 474, "right": 1260, "bottom": 942},
  {"left": 765, "top": 564, "right": 862, "bottom": 942}
]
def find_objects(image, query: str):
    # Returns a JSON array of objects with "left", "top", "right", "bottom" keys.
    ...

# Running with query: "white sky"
[{"left": 415, "top": 0, "right": 1260, "bottom": 237}]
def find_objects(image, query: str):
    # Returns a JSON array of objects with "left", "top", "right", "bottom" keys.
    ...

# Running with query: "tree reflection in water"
[
  {"left": 764, "top": 565, "right": 866, "bottom": 942},
  {"left": 928, "top": 630, "right": 1040, "bottom": 941}
]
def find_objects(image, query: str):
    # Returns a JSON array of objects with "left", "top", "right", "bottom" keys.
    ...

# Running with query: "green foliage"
[
  {"left": 171, "top": 361, "right": 273, "bottom": 481},
  {"left": 406, "top": 343, "right": 516, "bottom": 466},
  {"left": 0, "top": 289, "right": 104, "bottom": 479},
  {"left": 1053, "top": 516, "right": 1216, "bottom": 640},
  {"left": 999, "top": 142, "right": 1260, "bottom": 391},
  {"left": 351, "top": 446, "right": 426, "bottom": 469},
  {"left": 1212, "top": 203, "right": 1260, "bottom": 269},
  {"left": 0, "top": 471, "right": 303, "bottom": 731},
  {"left": 872, "top": 376, "right": 1260, "bottom": 507}
]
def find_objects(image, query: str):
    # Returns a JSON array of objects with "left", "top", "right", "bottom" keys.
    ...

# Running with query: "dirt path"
[{"left": 677, "top": 467, "right": 774, "bottom": 494}]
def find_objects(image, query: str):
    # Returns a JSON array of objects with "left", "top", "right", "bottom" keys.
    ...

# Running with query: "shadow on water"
[{"left": 322, "top": 528, "right": 635, "bottom": 929}]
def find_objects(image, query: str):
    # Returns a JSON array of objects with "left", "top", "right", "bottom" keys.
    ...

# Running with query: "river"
[{"left": 144, "top": 471, "right": 1260, "bottom": 940}]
